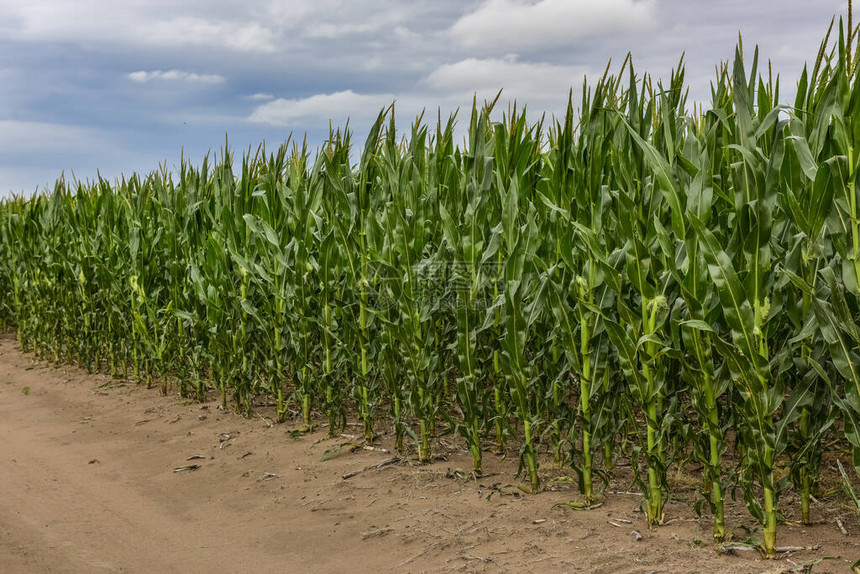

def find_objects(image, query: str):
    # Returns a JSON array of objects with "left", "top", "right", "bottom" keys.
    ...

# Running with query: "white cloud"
[
  {"left": 0, "top": 0, "right": 412, "bottom": 53},
  {"left": 303, "top": 8, "right": 405, "bottom": 39},
  {"left": 146, "top": 17, "right": 277, "bottom": 53},
  {"left": 247, "top": 56, "right": 589, "bottom": 134},
  {"left": 424, "top": 57, "right": 588, "bottom": 105},
  {"left": 450, "top": 0, "right": 656, "bottom": 49},
  {"left": 0, "top": 0, "right": 842, "bottom": 198},
  {"left": 249, "top": 90, "right": 395, "bottom": 126},
  {"left": 0, "top": 2, "right": 277, "bottom": 53},
  {"left": 128, "top": 69, "right": 225, "bottom": 84}
]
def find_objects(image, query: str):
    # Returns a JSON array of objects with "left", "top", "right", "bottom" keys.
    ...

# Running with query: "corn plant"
[{"left": 4, "top": 6, "right": 860, "bottom": 558}]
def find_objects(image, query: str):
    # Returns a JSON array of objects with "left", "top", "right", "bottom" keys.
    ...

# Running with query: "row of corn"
[{"left": 2, "top": 17, "right": 860, "bottom": 558}]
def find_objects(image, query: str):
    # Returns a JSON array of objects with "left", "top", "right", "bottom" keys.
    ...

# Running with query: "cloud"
[
  {"left": 247, "top": 56, "right": 591, "bottom": 136},
  {"left": 0, "top": 2, "right": 277, "bottom": 53},
  {"left": 303, "top": 8, "right": 406, "bottom": 39},
  {"left": 145, "top": 17, "right": 277, "bottom": 53},
  {"left": 0, "top": 0, "right": 845, "bottom": 197},
  {"left": 424, "top": 57, "right": 588, "bottom": 105},
  {"left": 249, "top": 90, "right": 395, "bottom": 126},
  {"left": 0, "top": 0, "right": 416, "bottom": 54},
  {"left": 127, "top": 69, "right": 225, "bottom": 84},
  {"left": 450, "top": 0, "right": 656, "bottom": 49}
]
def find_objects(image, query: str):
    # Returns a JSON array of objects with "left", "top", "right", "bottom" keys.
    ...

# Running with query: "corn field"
[{"left": 3, "top": 15, "right": 860, "bottom": 559}]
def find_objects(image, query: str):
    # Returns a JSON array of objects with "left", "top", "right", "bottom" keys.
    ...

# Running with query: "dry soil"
[{"left": 1, "top": 332, "right": 859, "bottom": 573}]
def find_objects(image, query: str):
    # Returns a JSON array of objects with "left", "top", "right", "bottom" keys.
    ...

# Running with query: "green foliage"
[{"left": 4, "top": 8, "right": 860, "bottom": 559}]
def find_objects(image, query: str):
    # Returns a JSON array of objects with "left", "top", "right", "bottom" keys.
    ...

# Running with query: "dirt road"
[{"left": 1, "top": 333, "right": 857, "bottom": 573}]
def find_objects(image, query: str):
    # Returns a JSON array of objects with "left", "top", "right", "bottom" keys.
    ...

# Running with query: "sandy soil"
[{"left": 1, "top": 333, "right": 859, "bottom": 573}]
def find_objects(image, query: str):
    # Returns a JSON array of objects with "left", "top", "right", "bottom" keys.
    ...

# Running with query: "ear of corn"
[{"left": 5, "top": 8, "right": 860, "bottom": 558}]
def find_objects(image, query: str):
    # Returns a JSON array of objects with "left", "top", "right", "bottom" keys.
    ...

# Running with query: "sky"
[{"left": 0, "top": 0, "right": 848, "bottom": 197}]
